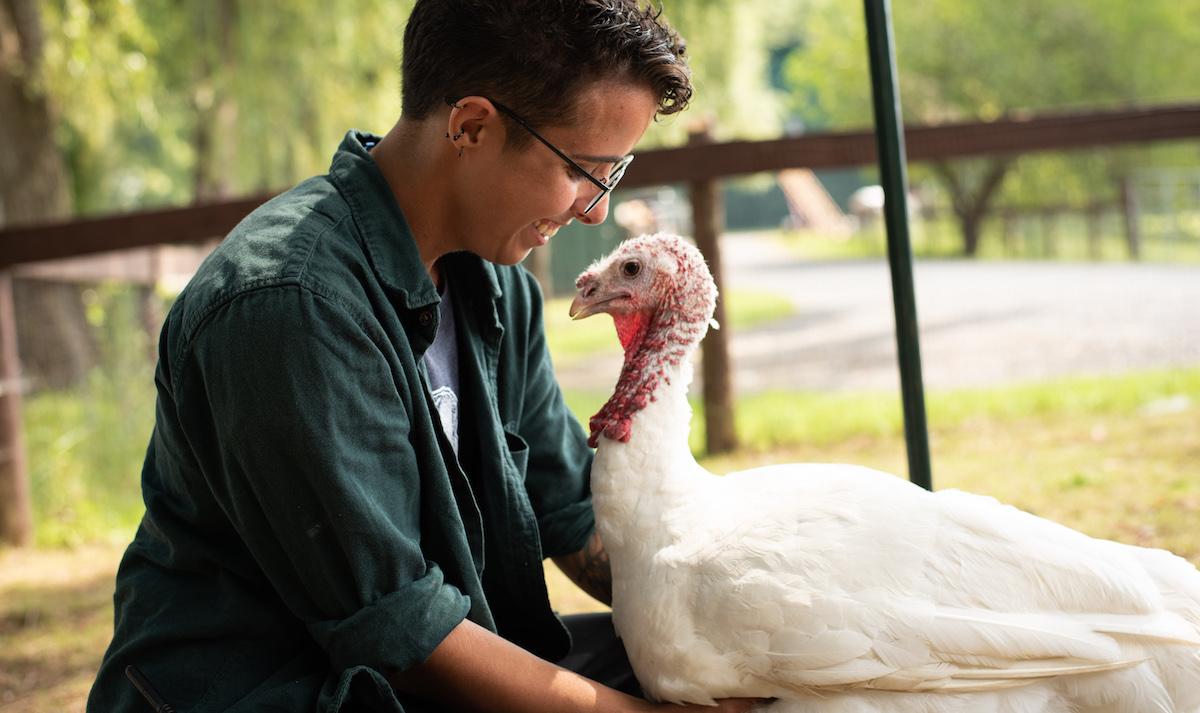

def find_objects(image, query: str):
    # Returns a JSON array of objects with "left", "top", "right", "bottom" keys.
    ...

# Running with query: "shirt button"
[{"left": 418, "top": 309, "right": 433, "bottom": 327}]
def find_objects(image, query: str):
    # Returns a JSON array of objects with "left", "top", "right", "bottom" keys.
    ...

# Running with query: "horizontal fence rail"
[
  {"left": 621, "top": 104, "right": 1200, "bottom": 187},
  {"left": 0, "top": 193, "right": 276, "bottom": 270},
  {"left": 1, "top": 104, "right": 1198, "bottom": 270}
]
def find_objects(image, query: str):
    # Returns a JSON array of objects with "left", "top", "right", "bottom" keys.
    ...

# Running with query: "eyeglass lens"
[{"left": 584, "top": 156, "right": 633, "bottom": 214}]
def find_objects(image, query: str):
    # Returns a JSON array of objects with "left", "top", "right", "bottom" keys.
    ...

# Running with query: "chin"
[
  {"left": 494, "top": 245, "right": 535, "bottom": 267},
  {"left": 473, "top": 228, "right": 544, "bottom": 267}
]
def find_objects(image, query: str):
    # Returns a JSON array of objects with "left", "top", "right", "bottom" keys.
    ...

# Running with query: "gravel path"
[{"left": 555, "top": 233, "right": 1200, "bottom": 393}]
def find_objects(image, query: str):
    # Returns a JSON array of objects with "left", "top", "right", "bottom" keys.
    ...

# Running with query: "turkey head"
[{"left": 569, "top": 233, "right": 717, "bottom": 446}]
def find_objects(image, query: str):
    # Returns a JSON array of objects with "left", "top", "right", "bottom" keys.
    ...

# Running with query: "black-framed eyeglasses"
[{"left": 446, "top": 96, "right": 634, "bottom": 214}]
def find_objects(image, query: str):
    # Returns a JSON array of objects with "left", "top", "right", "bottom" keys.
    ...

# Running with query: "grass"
[
  {"left": 563, "top": 367, "right": 1200, "bottom": 454},
  {"left": 25, "top": 375, "right": 153, "bottom": 548},
  {"left": 544, "top": 288, "right": 794, "bottom": 366},
  {"left": 23, "top": 285, "right": 157, "bottom": 548}
]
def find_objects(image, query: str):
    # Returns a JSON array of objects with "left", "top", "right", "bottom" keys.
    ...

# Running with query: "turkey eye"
[{"left": 621, "top": 261, "right": 641, "bottom": 278}]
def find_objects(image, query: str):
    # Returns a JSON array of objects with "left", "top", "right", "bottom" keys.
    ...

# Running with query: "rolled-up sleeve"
[
  {"left": 514, "top": 274, "right": 597, "bottom": 558},
  {"left": 176, "top": 284, "right": 469, "bottom": 674}
]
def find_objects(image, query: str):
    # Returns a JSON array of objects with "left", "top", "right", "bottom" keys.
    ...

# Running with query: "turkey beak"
[
  {"left": 569, "top": 281, "right": 624, "bottom": 320},
  {"left": 569, "top": 291, "right": 606, "bottom": 320}
]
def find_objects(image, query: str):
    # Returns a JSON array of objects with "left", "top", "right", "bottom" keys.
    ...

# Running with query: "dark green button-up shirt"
[{"left": 88, "top": 131, "right": 596, "bottom": 713}]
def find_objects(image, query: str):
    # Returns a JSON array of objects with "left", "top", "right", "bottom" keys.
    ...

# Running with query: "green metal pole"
[{"left": 863, "top": 0, "right": 933, "bottom": 490}]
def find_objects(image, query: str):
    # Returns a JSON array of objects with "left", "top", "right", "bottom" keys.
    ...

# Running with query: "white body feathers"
[{"left": 591, "top": 362, "right": 1200, "bottom": 713}]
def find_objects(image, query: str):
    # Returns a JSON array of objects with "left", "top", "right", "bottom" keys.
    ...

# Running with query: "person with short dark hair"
[{"left": 87, "top": 2, "right": 758, "bottom": 711}]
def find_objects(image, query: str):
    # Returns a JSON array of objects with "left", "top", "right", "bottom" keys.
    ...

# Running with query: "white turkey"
[{"left": 567, "top": 233, "right": 1200, "bottom": 713}]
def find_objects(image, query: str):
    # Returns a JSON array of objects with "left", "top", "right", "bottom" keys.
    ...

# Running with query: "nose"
[{"left": 574, "top": 191, "right": 610, "bottom": 225}]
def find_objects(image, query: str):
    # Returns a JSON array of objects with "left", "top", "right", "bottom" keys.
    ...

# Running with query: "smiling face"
[{"left": 453, "top": 80, "right": 658, "bottom": 266}]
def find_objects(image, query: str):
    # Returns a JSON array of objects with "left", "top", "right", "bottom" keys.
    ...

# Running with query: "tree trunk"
[
  {"left": 192, "top": 0, "right": 240, "bottom": 201},
  {"left": 0, "top": 274, "right": 30, "bottom": 546},
  {"left": 961, "top": 212, "right": 983, "bottom": 256},
  {"left": 0, "top": 0, "right": 95, "bottom": 390},
  {"left": 932, "top": 158, "right": 1013, "bottom": 257},
  {"left": 1118, "top": 175, "right": 1141, "bottom": 261},
  {"left": 0, "top": 0, "right": 78, "bottom": 545}
]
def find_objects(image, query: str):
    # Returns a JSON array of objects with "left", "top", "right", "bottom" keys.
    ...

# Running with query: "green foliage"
[
  {"left": 32, "top": 0, "right": 1200, "bottom": 216},
  {"left": 785, "top": 0, "right": 1200, "bottom": 129},
  {"left": 33, "top": 0, "right": 814, "bottom": 211},
  {"left": 24, "top": 285, "right": 160, "bottom": 546},
  {"left": 641, "top": 0, "right": 803, "bottom": 145},
  {"left": 39, "top": 0, "right": 414, "bottom": 213},
  {"left": 782, "top": 0, "right": 1200, "bottom": 255},
  {"left": 41, "top": 0, "right": 172, "bottom": 212}
]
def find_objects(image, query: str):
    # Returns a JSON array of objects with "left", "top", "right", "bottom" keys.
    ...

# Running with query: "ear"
[{"left": 446, "top": 96, "right": 505, "bottom": 155}]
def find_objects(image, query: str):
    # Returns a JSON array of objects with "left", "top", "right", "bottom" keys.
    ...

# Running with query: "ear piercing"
[{"left": 444, "top": 129, "right": 466, "bottom": 157}]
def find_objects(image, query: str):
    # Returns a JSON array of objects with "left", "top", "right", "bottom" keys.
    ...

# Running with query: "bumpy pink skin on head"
[{"left": 582, "top": 234, "right": 716, "bottom": 448}]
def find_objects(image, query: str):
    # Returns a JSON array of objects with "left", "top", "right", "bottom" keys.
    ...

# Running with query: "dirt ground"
[{"left": 0, "top": 545, "right": 124, "bottom": 712}]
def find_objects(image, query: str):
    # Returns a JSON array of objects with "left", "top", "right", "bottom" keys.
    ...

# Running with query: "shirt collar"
[
  {"left": 328, "top": 130, "right": 503, "bottom": 308},
  {"left": 329, "top": 130, "right": 438, "bottom": 309}
]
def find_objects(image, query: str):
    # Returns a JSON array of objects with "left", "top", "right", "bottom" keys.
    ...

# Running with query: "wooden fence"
[
  {"left": 1, "top": 104, "right": 1197, "bottom": 268},
  {"left": 0, "top": 103, "right": 1198, "bottom": 545}
]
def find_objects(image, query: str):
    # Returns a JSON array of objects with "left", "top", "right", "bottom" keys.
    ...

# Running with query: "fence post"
[
  {"left": 1086, "top": 204, "right": 1103, "bottom": 261},
  {"left": 688, "top": 126, "right": 738, "bottom": 455},
  {"left": 1042, "top": 209, "right": 1058, "bottom": 258},
  {"left": 1002, "top": 208, "right": 1016, "bottom": 256},
  {"left": 0, "top": 271, "right": 32, "bottom": 546},
  {"left": 1119, "top": 176, "right": 1142, "bottom": 261}
]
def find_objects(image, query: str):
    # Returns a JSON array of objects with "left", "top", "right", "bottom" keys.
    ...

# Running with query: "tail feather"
[
  {"left": 949, "top": 657, "right": 1145, "bottom": 680},
  {"left": 1085, "top": 611, "right": 1200, "bottom": 646}
]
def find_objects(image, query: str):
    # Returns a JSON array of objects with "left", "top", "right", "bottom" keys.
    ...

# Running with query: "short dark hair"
[{"left": 401, "top": 0, "right": 692, "bottom": 147}]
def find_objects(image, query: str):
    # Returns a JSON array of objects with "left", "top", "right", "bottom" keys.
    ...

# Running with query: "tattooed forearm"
[{"left": 553, "top": 531, "right": 612, "bottom": 606}]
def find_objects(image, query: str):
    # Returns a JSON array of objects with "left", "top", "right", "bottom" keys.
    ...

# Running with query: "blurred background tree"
[
  {"left": 40, "top": 0, "right": 414, "bottom": 214},
  {"left": 784, "top": 0, "right": 1200, "bottom": 255},
  {"left": 2, "top": 0, "right": 100, "bottom": 391},
  {"left": 22, "top": 0, "right": 1197, "bottom": 242}
]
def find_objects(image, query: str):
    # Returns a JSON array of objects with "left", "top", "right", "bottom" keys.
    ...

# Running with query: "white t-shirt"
[{"left": 422, "top": 280, "right": 460, "bottom": 456}]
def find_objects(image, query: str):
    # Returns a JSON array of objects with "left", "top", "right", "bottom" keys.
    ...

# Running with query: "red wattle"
[{"left": 612, "top": 312, "right": 651, "bottom": 353}]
